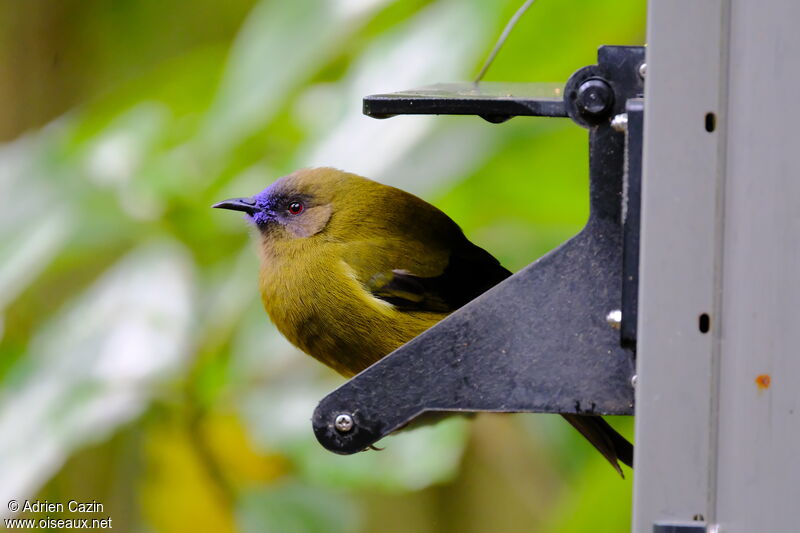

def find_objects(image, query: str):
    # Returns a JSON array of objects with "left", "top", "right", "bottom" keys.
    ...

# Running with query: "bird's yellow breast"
[{"left": 258, "top": 237, "right": 443, "bottom": 377}]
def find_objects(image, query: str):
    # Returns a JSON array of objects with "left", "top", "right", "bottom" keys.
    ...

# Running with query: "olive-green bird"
[{"left": 214, "top": 167, "right": 633, "bottom": 475}]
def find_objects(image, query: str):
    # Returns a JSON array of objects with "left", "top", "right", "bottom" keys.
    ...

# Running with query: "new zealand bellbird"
[{"left": 214, "top": 167, "right": 633, "bottom": 475}]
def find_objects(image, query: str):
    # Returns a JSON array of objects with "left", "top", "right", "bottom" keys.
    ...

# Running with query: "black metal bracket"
[
  {"left": 621, "top": 98, "right": 644, "bottom": 349},
  {"left": 363, "top": 82, "right": 566, "bottom": 123},
  {"left": 312, "top": 46, "right": 645, "bottom": 454}
]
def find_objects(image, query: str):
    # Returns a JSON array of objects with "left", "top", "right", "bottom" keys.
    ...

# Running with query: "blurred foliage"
[{"left": 0, "top": 1, "right": 644, "bottom": 531}]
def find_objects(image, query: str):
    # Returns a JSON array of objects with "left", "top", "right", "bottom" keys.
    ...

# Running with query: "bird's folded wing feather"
[{"left": 342, "top": 238, "right": 512, "bottom": 314}]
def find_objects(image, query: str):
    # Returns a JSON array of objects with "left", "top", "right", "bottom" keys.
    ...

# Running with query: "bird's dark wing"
[{"left": 364, "top": 240, "right": 512, "bottom": 313}]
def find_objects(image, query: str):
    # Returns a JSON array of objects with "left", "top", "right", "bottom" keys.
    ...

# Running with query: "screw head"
[
  {"left": 631, "top": 374, "right": 638, "bottom": 387},
  {"left": 611, "top": 113, "right": 628, "bottom": 133},
  {"left": 638, "top": 62, "right": 647, "bottom": 79},
  {"left": 606, "top": 309, "right": 622, "bottom": 329},
  {"left": 576, "top": 78, "right": 614, "bottom": 118},
  {"left": 334, "top": 413, "right": 354, "bottom": 433}
]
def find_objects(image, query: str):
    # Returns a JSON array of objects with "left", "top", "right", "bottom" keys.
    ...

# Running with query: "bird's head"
[
  {"left": 213, "top": 167, "right": 357, "bottom": 240},
  {"left": 215, "top": 167, "right": 429, "bottom": 248}
]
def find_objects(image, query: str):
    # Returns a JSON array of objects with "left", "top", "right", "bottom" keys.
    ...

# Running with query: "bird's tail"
[{"left": 561, "top": 413, "right": 634, "bottom": 477}]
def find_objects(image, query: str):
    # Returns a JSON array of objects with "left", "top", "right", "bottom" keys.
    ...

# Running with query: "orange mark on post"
[{"left": 755, "top": 374, "right": 771, "bottom": 390}]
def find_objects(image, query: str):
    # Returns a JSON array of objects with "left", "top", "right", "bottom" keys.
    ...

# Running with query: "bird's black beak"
[{"left": 212, "top": 197, "right": 258, "bottom": 215}]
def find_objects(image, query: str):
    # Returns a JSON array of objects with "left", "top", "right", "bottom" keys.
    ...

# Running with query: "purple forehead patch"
[
  {"left": 253, "top": 185, "right": 275, "bottom": 207},
  {"left": 246, "top": 182, "right": 281, "bottom": 226}
]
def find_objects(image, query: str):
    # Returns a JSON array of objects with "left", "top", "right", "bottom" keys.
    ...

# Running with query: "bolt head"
[
  {"left": 334, "top": 413, "right": 354, "bottom": 433},
  {"left": 606, "top": 309, "right": 622, "bottom": 329},
  {"left": 576, "top": 78, "right": 614, "bottom": 117},
  {"left": 611, "top": 113, "right": 628, "bottom": 133},
  {"left": 638, "top": 62, "right": 647, "bottom": 79}
]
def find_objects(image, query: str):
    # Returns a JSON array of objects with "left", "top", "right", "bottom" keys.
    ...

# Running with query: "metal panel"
[
  {"left": 714, "top": 1, "right": 800, "bottom": 531},
  {"left": 636, "top": 0, "right": 800, "bottom": 531},
  {"left": 633, "top": 0, "right": 728, "bottom": 530}
]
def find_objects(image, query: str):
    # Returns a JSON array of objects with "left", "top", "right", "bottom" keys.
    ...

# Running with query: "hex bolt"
[
  {"left": 611, "top": 113, "right": 628, "bottom": 133},
  {"left": 576, "top": 78, "right": 614, "bottom": 118},
  {"left": 334, "top": 413, "right": 354, "bottom": 433},
  {"left": 606, "top": 309, "right": 622, "bottom": 330}
]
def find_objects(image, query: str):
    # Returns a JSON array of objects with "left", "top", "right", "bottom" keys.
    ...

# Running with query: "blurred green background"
[{"left": 0, "top": 1, "right": 644, "bottom": 531}]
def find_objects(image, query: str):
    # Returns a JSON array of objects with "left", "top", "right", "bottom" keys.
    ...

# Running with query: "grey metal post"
[{"left": 633, "top": 1, "right": 800, "bottom": 532}]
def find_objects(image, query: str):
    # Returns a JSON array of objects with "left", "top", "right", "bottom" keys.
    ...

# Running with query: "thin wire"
[{"left": 473, "top": 0, "right": 537, "bottom": 84}]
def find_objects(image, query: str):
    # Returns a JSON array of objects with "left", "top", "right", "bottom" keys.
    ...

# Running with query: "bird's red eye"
[{"left": 288, "top": 201, "right": 304, "bottom": 215}]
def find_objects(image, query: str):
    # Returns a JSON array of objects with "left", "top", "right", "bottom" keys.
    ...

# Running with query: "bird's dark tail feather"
[{"left": 561, "top": 413, "right": 634, "bottom": 477}]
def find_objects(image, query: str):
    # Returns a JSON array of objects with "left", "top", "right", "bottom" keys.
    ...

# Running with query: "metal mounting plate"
[{"left": 363, "top": 82, "right": 567, "bottom": 122}]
